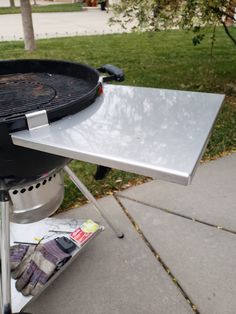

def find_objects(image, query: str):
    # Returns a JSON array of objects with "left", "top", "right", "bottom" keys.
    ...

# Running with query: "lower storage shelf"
[{"left": 8, "top": 217, "right": 104, "bottom": 313}]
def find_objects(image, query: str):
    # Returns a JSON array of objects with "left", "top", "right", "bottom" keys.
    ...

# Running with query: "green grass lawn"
[
  {"left": 0, "top": 3, "right": 83, "bottom": 15},
  {"left": 0, "top": 28, "right": 235, "bottom": 209}
]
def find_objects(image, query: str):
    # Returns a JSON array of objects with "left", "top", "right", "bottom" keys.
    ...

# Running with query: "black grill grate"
[{"left": 0, "top": 72, "right": 94, "bottom": 120}]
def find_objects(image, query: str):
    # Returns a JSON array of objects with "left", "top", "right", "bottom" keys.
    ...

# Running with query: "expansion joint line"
[
  {"left": 114, "top": 193, "right": 200, "bottom": 314},
  {"left": 117, "top": 194, "right": 236, "bottom": 236}
]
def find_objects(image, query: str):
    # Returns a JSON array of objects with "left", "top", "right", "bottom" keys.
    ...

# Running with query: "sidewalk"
[
  {"left": 0, "top": 7, "right": 130, "bottom": 41},
  {"left": 24, "top": 153, "right": 236, "bottom": 314},
  {"left": 0, "top": 0, "right": 62, "bottom": 6}
]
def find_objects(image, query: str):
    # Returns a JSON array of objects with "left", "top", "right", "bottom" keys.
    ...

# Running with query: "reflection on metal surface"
[{"left": 11, "top": 85, "right": 224, "bottom": 185}]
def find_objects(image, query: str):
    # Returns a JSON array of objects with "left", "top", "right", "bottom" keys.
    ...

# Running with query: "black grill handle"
[{"left": 97, "top": 64, "right": 124, "bottom": 82}]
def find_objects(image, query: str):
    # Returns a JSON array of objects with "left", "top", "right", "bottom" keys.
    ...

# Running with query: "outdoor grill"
[
  {"left": 0, "top": 59, "right": 125, "bottom": 314},
  {"left": 0, "top": 59, "right": 124, "bottom": 223},
  {"left": 0, "top": 59, "right": 123, "bottom": 180},
  {"left": 0, "top": 58, "right": 224, "bottom": 314}
]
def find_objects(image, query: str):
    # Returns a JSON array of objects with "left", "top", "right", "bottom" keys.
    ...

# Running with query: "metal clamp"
[{"left": 26, "top": 110, "right": 49, "bottom": 130}]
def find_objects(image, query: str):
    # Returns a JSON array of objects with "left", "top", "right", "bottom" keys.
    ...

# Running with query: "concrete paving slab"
[
  {"left": 119, "top": 197, "right": 236, "bottom": 314},
  {"left": 25, "top": 196, "right": 193, "bottom": 314},
  {"left": 118, "top": 154, "right": 236, "bottom": 231}
]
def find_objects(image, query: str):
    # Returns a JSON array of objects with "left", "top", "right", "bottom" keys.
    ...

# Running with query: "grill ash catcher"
[{"left": 0, "top": 59, "right": 224, "bottom": 314}]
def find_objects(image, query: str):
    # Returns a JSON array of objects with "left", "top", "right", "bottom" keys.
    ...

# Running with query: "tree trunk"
[
  {"left": 9, "top": 0, "right": 15, "bottom": 7},
  {"left": 20, "top": 0, "right": 36, "bottom": 51}
]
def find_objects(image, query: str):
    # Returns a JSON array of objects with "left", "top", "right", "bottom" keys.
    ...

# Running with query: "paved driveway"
[
  {"left": 0, "top": 0, "right": 65, "bottom": 6},
  {"left": 0, "top": 7, "right": 129, "bottom": 41}
]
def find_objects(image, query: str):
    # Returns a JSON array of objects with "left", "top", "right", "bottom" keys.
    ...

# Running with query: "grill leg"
[
  {"left": 64, "top": 165, "right": 124, "bottom": 239},
  {"left": 0, "top": 185, "right": 12, "bottom": 314}
]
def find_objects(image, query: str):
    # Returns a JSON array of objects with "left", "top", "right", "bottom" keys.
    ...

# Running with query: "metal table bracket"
[{"left": 26, "top": 110, "right": 49, "bottom": 130}]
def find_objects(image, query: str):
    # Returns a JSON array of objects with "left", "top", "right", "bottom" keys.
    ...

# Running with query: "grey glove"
[
  {"left": 12, "top": 239, "right": 72, "bottom": 296},
  {"left": 10, "top": 244, "right": 35, "bottom": 271}
]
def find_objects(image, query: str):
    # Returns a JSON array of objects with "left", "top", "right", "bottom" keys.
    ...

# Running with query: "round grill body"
[
  {"left": 9, "top": 170, "right": 64, "bottom": 224},
  {"left": 0, "top": 59, "right": 100, "bottom": 179},
  {"left": 0, "top": 59, "right": 100, "bottom": 132}
]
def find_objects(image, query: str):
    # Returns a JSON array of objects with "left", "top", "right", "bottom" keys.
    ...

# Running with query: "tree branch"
[
  {"left": 221, "top": 20, "right": 236, "bottom": 45},
  {"left": 209, "top": 5, "right": 236, "bottom": 21}
]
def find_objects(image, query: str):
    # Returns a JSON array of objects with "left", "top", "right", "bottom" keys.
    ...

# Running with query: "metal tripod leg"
[
  {"left": 0, "top": 185, "right": 12, "bottom": 314},
  {"left": 64, "top": 165, "right": 124, "bottom": 239}
]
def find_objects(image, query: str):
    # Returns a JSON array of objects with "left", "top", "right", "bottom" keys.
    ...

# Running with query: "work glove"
[
  {"left": 11, "top": 239, "right": 73, "bottom": 296},
  {"left": 10, "top": 244, "right": 35, "bottom": 271}
]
